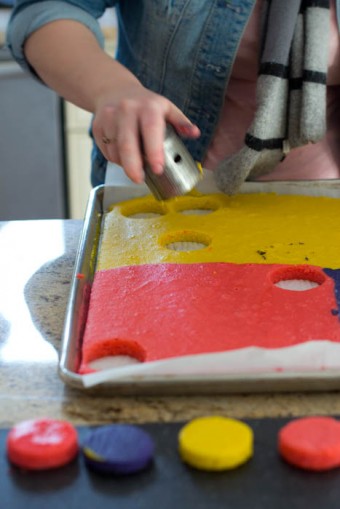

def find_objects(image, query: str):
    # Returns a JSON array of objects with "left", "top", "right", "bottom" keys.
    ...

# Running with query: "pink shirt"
[{"left": 203, "top": 0, "right": 340, "bottom": 180}]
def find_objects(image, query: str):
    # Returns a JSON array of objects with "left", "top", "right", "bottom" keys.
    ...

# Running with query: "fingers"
[
  {"left": 139, "top": 102, "right": 201, "bottom": 176},
  {"left": 140, "top": 104, "right": 201, "bottom": 177},
  {"left": 94, "top": 102, "right": 146, "bottom": 183},
  {"left": 93, "top": 89, "right": 200, "bottom": 183},
  {"left": 166, "top": 107, "right": 201, "bottom": 140},
  {"left": 93, "top": 105, "right": 121, "bottom": 169},
  {"left": 116, "top": 102, "right": 144, "bottom": 183},
  {"left": 139, "top": 105, "right": 166, "bottom": 176}
]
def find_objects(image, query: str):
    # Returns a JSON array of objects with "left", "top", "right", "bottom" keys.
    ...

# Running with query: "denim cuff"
[{"left": 6, "top": 1, "right": 105, "bottom": 79}]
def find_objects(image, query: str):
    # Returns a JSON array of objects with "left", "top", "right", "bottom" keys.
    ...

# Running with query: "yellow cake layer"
[{"left": 97, "top": 192, "right": 340, "bottom": 270}]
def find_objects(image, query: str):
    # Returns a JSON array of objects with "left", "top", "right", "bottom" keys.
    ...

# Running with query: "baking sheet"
[{"left": 59, "top": 171, "right": 340, "bottom": 393}]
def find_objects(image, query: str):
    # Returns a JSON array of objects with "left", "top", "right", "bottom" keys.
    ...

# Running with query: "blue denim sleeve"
[{"left": 6, "top": 0, "right": 117, "bottom": 74}]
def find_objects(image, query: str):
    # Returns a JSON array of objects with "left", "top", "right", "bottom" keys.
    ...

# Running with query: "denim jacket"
[{"left": 7, "top": 0, "right": 340, "bottom": 185}]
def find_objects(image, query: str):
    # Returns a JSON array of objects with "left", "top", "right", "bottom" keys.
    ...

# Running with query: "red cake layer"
[{"left": 79, "top": 263, "right": 340, "bottom": 373}]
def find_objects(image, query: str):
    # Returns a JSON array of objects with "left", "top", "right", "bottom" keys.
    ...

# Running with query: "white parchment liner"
[{"left": 82, "top": 341, "right": 340, "bottom": 387}]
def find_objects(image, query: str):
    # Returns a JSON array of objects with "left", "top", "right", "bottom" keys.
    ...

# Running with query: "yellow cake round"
[{"left": 178, "top": 416, "right": 254, "bottom": 471}]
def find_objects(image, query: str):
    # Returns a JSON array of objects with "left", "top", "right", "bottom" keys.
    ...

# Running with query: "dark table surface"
[{"left": 4, "top": 418, "right": 340, "bottom": 509}]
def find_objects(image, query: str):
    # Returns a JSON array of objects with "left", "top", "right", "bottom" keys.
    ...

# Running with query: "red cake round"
[
  {"left": 7, "top": 418, "right": 79, "bottom": 470},
  {"left": 278, "top": 416, "right": 340, "bottom": 471}
]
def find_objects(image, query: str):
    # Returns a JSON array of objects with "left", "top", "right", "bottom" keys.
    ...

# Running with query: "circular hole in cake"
[
  {"left": 174, "top": 197, "right": 220, "bottom": 216},
  {"left": 167, "top": 241, "right": 207, "bottom": 251},
  {"left": 179, "top": 209, "right": 215, "bottom": 216},
  {"left": 275, "top": 280, "right": 320, "bottom": 291},
  {"left": 129, "top": 212, "right": 163, "bottom": 219},
  {"left": 84, "top": 339, "right": 146, "bottom": 371},
  {"left": 161, "top": 231, "right": 211, "bottom": 251},
  {"left": 271, "top": 266, "right": 326, "bottom": 291},
  {"left": 88, "top": 355, "right": 141, "bottom": 371},
  {"left": 120, "top": 202, "right": 166, "bottom": 219}
]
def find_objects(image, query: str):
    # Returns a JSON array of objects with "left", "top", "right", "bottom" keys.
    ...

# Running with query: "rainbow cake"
[{"left": 79, "top": 192, "right": 340, "bottom": 374}]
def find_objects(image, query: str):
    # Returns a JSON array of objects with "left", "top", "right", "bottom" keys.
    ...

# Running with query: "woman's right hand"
[
  {"left": 92, "top": 82, "right": 200, "bottom": 183},
  {"left": 24, "top": 19, "right": 200, "bottom": 183}
]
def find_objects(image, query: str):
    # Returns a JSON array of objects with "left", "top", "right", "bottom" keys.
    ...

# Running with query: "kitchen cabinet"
[
  {"left": 0, "top": 61, "right": 67, "bottom": 220},
  {"left": 64, "top": 103, "right": 93, "bottom": 219}
]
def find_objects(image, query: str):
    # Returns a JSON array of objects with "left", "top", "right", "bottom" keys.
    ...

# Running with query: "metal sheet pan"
[{"left": 59, "top": 178, "right": 340, "bottom": 394}]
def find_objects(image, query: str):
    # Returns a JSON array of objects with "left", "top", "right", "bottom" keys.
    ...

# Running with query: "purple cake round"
[{"left": 82, "top": 424, "right": 155, "bottom": 475}]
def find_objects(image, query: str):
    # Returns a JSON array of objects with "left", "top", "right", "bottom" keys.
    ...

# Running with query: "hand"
[
  {"left": 92, "top": 83, "right": 200, "bottom": 183},
  {"left": 23, "top": 20, "right": 199, "bottom": 184}
]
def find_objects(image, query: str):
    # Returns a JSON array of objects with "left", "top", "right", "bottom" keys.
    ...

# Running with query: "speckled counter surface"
[{"left": 1, "top": 219, "right": 340, "bottom": 429}]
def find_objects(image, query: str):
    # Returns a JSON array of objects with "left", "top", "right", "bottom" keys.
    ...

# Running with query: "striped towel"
[{"left": 215, "top": 0, "right": 330, "bottom": 194}]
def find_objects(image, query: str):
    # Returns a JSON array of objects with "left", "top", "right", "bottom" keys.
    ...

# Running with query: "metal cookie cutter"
[{"left": 143, "top": 124, "right": 203, "bottom": 201}]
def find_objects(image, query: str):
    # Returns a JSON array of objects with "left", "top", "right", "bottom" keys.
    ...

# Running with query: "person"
[{"left": 6, "top": 0, "right": 340, "bottom": 192}]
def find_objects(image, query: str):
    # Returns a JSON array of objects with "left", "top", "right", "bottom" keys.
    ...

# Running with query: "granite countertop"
[{"left": 1, "top": 219, "right": 340, "bottom": 429}]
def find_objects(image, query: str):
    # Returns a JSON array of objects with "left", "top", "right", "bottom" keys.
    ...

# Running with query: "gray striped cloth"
[{"left": 214, "top": 0, "right": 330, "bottom": 194}]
